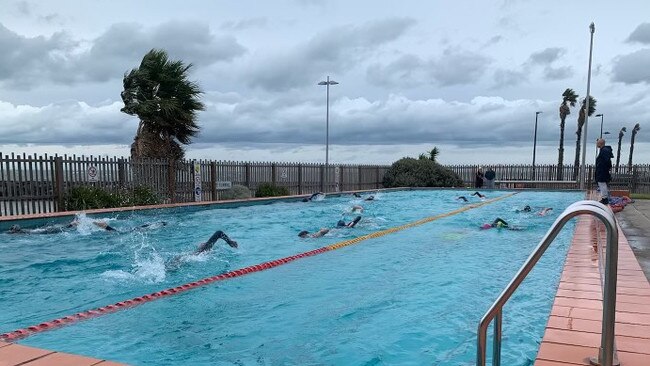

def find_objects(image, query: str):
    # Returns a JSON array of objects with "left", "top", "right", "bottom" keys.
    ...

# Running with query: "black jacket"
[{"left": 595, "top": 145, "right": 613, "bottom": 182}]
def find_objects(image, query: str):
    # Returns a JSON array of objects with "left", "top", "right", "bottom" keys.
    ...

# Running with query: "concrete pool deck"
[
  {"left": 534, "top": 214, "right": 650, "bottom": 365},
  {"left": 0, "top": 340, "right": 126, "bottom": 365}
]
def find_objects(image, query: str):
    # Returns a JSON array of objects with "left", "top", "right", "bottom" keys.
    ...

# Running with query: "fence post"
[
  {"left": 168, "top": 160, "right": 176, "bottom": 203},
  {"left": 298, "top": 163, "right": 303, "bottom": 195},
  {"left": 375, "top": 166, "right": 380, "bottom": 189},
  {"left": 320, "top": 165, "right": 325, "bottom": 192},
  {"left": 245, "top": 163, "right": 251, "bottom": 188},
  {"left": 211, "top": 161, "right": 217, "bottom": 201},
  {"left": 271, "top": 163, "right": 277, "bottom": 185},
  {"left": 54, "top": 156, "right": 65, "bottom": 211},
  {"left": 118, "top": 158, "right": 126, "bottom": 188},
  {"left": 631, "top": 165, "right": 638, "bottom": 193}
]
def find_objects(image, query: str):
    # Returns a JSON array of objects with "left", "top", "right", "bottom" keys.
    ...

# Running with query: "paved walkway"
[
  {"left": 617, "top": 199, "right": 650, "bottom": 281},
  {"left": 0, "top": 341, "right": 126, "bottom": 365}
]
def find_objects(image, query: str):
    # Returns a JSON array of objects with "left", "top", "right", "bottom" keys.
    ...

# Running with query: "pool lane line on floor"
[{"left": 0, "top": 192, "right": 518, "bottom": 342}]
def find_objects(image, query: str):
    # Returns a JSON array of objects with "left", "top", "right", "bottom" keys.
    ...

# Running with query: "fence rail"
[{"left": 1, "top": 153, "right": 648, "bottom": 217}]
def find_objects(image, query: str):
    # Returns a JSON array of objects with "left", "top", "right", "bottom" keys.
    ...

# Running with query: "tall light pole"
[
  {"left": 596, "top": 113, "right": 604, "bottom": 138},
  {"left": 318, "top": 76, "right": 339, "bottom": 167},
  {"left": 579, "top": 22, "right": 595, "bottom": 190},
  {"left": 532, "top": 111, "right": 543, "bottom": 180}
]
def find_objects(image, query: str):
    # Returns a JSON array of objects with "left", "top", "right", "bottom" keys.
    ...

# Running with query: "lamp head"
[{"left": 589, "top": 22, "right": 595, "bottom": 33}]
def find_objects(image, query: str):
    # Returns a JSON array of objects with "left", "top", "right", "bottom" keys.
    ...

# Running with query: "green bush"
[
  {"left": 64, "top": 185, "right": 160, "bottom": 211},
  {"left": 65, "top": 186, "right": 121, "bottom": 211},
  {"left": 220, "top": 184, "right": 252, "bottom": 200},
  {"left": 383, "top": 157, "right": 463, "bottom": 188},
  {"left": 255, "top": 183, "right": 290, "bottom": 197}
]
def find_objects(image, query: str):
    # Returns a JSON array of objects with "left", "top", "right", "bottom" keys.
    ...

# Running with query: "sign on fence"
[
  {"left": 87, "top": 165, "right": 98, "bottom": 182},
  {"left": 280, "top": 167, "right": 288, "bottom": 180},
  {"left": 193, "top": 162, "right": 202, "bottom": 202},
  {"left": 217, "top": 181, "right": 232, "bottom": 190}
]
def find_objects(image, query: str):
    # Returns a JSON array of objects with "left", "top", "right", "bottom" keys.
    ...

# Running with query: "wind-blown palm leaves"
[
  {"left": 557, "top": 88, "right": 578, "bottom": 180},
  {"left": 121, "top": 49, "right": 205, "bottom": 160},
  {"left": 572, "top": 95, "right": 597, "bottom": 180}
]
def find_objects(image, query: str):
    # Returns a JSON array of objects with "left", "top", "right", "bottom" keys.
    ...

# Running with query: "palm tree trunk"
[
  {"left": 616, "top": 135, "right": 623, "bottom": 173},
  {"left": 573, "top": 128, "right": 581, "bottom": 180},
  {"left": 628, "top": 131, "right": 638, "bottom": 169},
  {"left": 557, "top": 118, "right": 565, "bottom": 180}
]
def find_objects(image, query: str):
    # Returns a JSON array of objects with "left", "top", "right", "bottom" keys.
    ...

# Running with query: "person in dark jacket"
[
  {"left": 475, "top": 168, "right": 484, "bottom": 188},
  {"left": 595, "top": 139, "right": 614, "bottom": 204},
  {"left": 484, "top": 167, "right": 496, "bottom": 189}
]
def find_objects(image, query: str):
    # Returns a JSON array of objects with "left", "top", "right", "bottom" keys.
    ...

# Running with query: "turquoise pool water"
[{"left": 0, "top": 190, "right": 582, "bottom": 365}]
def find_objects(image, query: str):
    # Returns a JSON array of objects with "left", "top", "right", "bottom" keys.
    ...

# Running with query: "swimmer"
[
  {"left": 132, "top": 221, "right": 168, "bottom": 231},
  {"left": 537, "top": 208, "right": 553, "bottom": 216},
  {"left": 456, "top": 196, "right": 469, "bottom": 202},
  {"left": 351, "top": 205, "right": 364, "bottom": 213},
  {"left": 165, "top": 230, "right": 237, "bottom": 271},
  {"left": 302, "top": 192, "right": 325, "bottom": 202},
  {"left": 471, "top": 192, "right": 486, "bottom": 199},
  {"left": 353, "top": 193, "right": 362, "bottom": 198},
  {"left": 480, "top": 218, "right": 523, "bottom": 231},
  {"left": 7, "top": 219, "right": 116, "bottom": 234},
  {"left": 516, "top": 205, "right": 532, "bottom": 213},
  {"left": 298, "top": 228, "right": 330, "bottom": 238},
  {"left": 336, "top": 216, "right": 362, "bottom": 228},
  {"left": 364, "top": 195, "right": 375, "bottom": 201},
  {"left": 195, "top": 230, "right": 238, "bottom": 253}
]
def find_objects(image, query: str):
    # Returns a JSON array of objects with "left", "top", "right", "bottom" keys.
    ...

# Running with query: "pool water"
[{"left": 0, "top": 190, "right": 582, "bottom": 365}]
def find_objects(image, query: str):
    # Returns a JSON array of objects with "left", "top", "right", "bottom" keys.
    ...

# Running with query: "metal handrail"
[{"left": 477, "top": 200, "right": 619, "bottom": 366}]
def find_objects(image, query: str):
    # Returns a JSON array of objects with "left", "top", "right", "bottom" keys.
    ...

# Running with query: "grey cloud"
[
  {"left": 430, "top": 48, "right": 491, "bottom": 86},
  {"left": 528, "top": 47, "right": 565, "bottom": 64},
  {"left": 543, "top": 66, "right": 572, "bottom": 80},
  {"left": 484, "top": 35, "right": 503, "bottom": 48},
  {"left": 627, "top": 23, "right": 650, "bottom": 44},
  {"left": 220, "top": 17, "right": 268, "bottom": 31},
  {"left": 15, "top": 1, "right": 31, "bottom": 15},
  {"left": 366, "top": 48, "right": 491, "bottom": 88},
  {"left": 612, "top": 48, "right": 650, "bottom": 84},
  {"left": 0, "top": 21, "right": 246, "bottom": 88},
  {"left": 493, "top": 68, "right": 528, "bottom": 88},
  {"left": 246, "top": 17, "right": 416, "bottom": 91}
]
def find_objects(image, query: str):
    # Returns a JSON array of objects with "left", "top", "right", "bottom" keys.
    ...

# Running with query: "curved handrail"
[{"left": 477, "top": 200, "right": 618, "bottom": 366}]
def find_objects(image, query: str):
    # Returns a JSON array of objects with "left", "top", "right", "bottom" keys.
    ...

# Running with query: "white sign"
[
  {"left": 193, "top": 162, "right": 202, "bottom": 202},
  {"left": 280, "top": 167, "right": 288, "bottom": 180},
  {"left": 87, "top": 165, "right": 99, "bottom": 182},
  {"left": 217, "top": 181, "right": 232, "bottom": 190}
]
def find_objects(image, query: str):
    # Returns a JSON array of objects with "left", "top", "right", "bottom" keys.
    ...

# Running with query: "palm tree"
[
  {"left": 615, "top": 127, "right": 626, "bottom": 173},
  {"left": 628, "top": 123, "right": 641, "bottom": 169},
  {"left": 429, "top": 147, "right": 440, "bottom": 163},
  {"left": 121, "top": 49, "right": 205, "bottom": 160},
  {"left": 557, "top": 88, "right": 578, "bottom": 180},
  {"left": 572, "top": 96, "right": 597, "bottom": 180}
]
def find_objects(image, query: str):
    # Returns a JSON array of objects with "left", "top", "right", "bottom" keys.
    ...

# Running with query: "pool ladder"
[{"left": 476, "top": 200, "right": 620, "bottom": 366}]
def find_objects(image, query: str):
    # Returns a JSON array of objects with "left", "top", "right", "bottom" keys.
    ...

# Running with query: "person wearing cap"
[{"left": 298, "top": 228, "right": 330, "bottom": 238}]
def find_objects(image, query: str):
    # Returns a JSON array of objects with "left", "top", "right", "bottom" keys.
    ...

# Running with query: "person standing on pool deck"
[
  {"left": 484, "top": 167, "right": 496, "bottom": 189},
  {"left": 475, "top": 168, "right": 484, "bottom": 188},
  {"left": 595, "top": 138, "right": 614, "bottom": 205}
]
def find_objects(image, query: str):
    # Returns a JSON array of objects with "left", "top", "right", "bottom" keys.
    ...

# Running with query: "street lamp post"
[
  {"left": 579, "top": 22, "right": 595, "bottom": 190},
  {"left": 532, "top": 111, "right": 543, "bottom": 180},
  {"left": 318, "top": 76, "right": 339, "bottom": 191},
  {"left": 318, "top": 76, "right": 339, "bottom": 167}
]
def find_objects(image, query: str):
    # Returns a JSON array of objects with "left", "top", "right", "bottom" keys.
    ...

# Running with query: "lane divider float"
[{"left": 1, "top": 192, "right": 517, "bottom": 342}]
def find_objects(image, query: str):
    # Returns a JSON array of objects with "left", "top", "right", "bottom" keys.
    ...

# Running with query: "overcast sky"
[{"left": 0, "top": 0, "right": 648, "bottom": 165}]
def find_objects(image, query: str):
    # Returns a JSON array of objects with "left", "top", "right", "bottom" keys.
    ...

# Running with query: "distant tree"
[
  {"left": 121, "top": 49, "right": 205, "bottom": 160},
  {"left": 383, "top": 158, "right": 463, "bottom": 188},
  {"left": 557, "top": 88, "right": 578, "bottom": 180},
  {"left": 429, "top": 147, "right": 440, "bottom": 163},
  {"left": 572, "top": 96, "right": 597, "bottom": 180},
  {"left": 615, "top": 127, "right": 626, "bottom": 173},
  {"left": 628, "top": 123, "right": 641, "bottom": 169},
  {"left": 418, "top": 153, "right": 428, "bottom": 160}
]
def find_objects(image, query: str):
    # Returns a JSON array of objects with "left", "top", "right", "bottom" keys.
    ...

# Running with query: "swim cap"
[{"left": 480, "top": 224, "right": 492, "bottom": 230}]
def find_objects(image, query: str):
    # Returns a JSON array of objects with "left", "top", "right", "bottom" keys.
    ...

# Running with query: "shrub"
[
  {"left": 255, "top": 182, "right": 290, "bottom": 197},
  {"left": 65, "top": 186, "right": 121, "bottom": 211},
  {"left": 383, "top": 157, "right": 463, "bottom": 188},
  {"left": 64, "top": 185, "right": 160, "bottom": 211},
  {"left": 220, "top": 184, "right": 252, "bottom": 200}
]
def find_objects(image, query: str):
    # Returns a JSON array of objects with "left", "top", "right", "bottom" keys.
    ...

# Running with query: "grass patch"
[{"left": 631, "top": 193, "right": 650, "bottom": 200}]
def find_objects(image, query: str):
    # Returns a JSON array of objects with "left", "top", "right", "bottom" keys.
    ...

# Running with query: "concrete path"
[{"left": 617, "top": 199, "right": 650, "bottom": 282}]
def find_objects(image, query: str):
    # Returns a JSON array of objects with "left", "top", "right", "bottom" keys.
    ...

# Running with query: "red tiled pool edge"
[
  {"left": 0, "top": 340, "right": 127, "bottom": 366},
  {"left": 534, "top": 215, "right": 650, "bottom": 365}
]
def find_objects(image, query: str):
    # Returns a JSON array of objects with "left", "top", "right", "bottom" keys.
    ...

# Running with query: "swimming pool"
[{"left": 0, "top": 190, "right": 582, "bottom": 365}]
